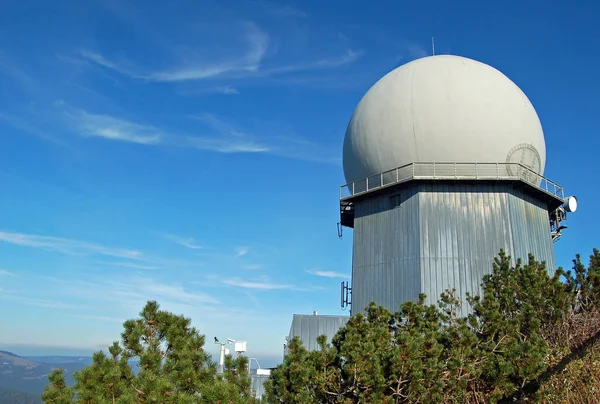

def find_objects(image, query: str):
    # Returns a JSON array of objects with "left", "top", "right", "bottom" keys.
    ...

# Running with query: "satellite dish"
[{"left": 564, "top": 196, "right": 578, "bottom": 213}]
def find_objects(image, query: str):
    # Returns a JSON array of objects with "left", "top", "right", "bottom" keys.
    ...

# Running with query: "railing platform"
[{"left": 339, "top": 162, "right": 566, "bottom": 228}]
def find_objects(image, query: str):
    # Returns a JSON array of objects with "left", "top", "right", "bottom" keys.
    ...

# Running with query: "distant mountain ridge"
[
  {"left": 0, "top": 350, "right": 92, "bottom": 404},
  {"left": 0, "top": 350, "right": 41, "bottom": 368},
  {"left": 24, "top": 355, "right": 93, "bottom": 366}
]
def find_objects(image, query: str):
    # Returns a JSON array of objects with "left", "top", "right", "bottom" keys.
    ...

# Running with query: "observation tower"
[{"left": 339, "top": 55, "right": 577, "bottom": 316}]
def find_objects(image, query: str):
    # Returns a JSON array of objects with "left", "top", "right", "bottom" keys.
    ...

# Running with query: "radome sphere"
[{"left": 342, "top": 55, "right": 546, "bottom": 184}]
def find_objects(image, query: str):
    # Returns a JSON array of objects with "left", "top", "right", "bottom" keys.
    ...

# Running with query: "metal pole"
[{"left": 218, "top": 343, "right": 225, "bottom": 374}]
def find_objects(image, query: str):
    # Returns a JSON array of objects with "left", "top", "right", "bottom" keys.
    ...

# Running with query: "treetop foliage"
[
  {"left": 41, "top": 249, "right": 600, "bottom": 403},
  {"left": 42, "top": 301, "right": 259, "bottom": 404},
  {"left": 264, "top": 249, "right": 600, "bottom": 403}
]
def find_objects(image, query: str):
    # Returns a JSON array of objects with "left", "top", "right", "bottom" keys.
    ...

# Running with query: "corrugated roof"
[{"left": 287, "top": 314, "right": 349, "bottom": 352}]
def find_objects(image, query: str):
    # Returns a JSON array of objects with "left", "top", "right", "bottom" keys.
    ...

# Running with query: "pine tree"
[
  {"left": 466, "top": 251, "right": 569, "bottom": 402},
  {"left": 263, "top": 336, "right": 319, "bottom": 403},
  {"left": 564, "top": 248, "right": 600, "bottom": 311},
  {"left": 42, "top": 368, "right": 75, "bottom": 403},
  {"left": 437, "top": 289, "right": 481, "bottom": 403},
  {"left": 42, "top": 301, "right": 258, "bottom": 403},
  {"left": 264, "top": 250, "right": 591, "bottom": 404}
]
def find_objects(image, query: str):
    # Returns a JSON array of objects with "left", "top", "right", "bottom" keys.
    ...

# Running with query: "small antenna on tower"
[
  {"left": 341, "top": 281, "right": 352, "bottom": 311},
  {"left": 432, "top": 37, "right": 435, "bottom": 56}
]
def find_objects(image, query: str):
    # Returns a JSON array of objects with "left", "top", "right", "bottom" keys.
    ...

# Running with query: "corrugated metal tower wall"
[{"left": 351, "top": 182, "right": 556, "bottom": 316}]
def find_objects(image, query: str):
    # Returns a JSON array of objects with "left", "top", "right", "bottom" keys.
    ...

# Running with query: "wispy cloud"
[
  {"left": 243, "top": 291, "right": 261, "bottom": 307},
  {"left": 185, "top": 136, "right": 269, "bottom": 153},
  {"left": 77, "top": 50, "right": 135, "bottom": 76},
  {"left": 59, "top": 104, "right": 273, "bottom": 154},
  {"left": 4, "top": 100, "right": 339, "bottom": 165},
  {"left": 47, "top": 274, "right": 219, "bottom": 309},
  {"left": 306, "top": 269, "right": 349, "bottom": 279},
  {"left": 223, "top": 277, "right": 293, "bottom": 290},
  {"left": 403, "top": 43, "right": 428, "bottom": 60},
  {"left": 64, "top": 108, "right": 162, "bottom": 145},
  {"left": 9, "top": 275, "right": 219, "bottom": 319},
  {"left": 163, "top": 234, "right": 204, "bottom": 250},
  {"left": 72, "top": 314, "right": 123, "bottom": 323},
  {"left": 105, "top": 262, "right": 161, "bottom": 270},
  {"left": 262, "top": 49, "right": 362, "bottom": 75},
  {"left": 22, "top": 297, "right": 80, "bottom": 310},
  {"left": 150, "top": 22, "right": 269, "bottom": 82},
  {"left": 79, "top": 46, "right": 360, "bottom": 84},
  {"left": 75, "top": 22, "right": 360, "bottom": 84},
  {"left": 0, "top": 293, "right": 81, "bottom": 310},
  {"left": 0, "top": 230, "right": 143, "bottom": 260},
  {"left": 215, "top": 86, "right": 239, "bottom": 95},
  {"left": 176, "top": 85, "right": 240, "bottom": 97},
  {"left": 186, "top": 113, "right": 271, "bottom": 153},
  {"left": 243, "top": 264, "right": 263, "bottom": 270},
  {"left": 0, "top": 269, "right": 16, "bottom": 277},
  {"left": 235, "top": 247, "right": 249, "bottom": 258},
  {"left": 187, "top": 113, "right": 338, "bottom": 162},
  {"left": 76, "top": 22, "right": 269, "bottom": 83},
  {"left": 118, "top": 276, "right": 219, "bottom": 305},
  {"left": 314, "top": 49, "right": 362, "bottom": 68}
]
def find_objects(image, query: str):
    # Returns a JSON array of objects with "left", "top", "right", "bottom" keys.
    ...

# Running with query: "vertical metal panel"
[
  {"left": 508, "top": 188, "right": 556, "bottom": 272},
  {"left": 419, "top": 183, "right": 526, "bottom": 315},
  {"left": 352, "top": 187, "right": 421, "bottom": 314},
  {"left": 287, "top": 315, "right": 350, "bottom": 352},
  {"left": 351, "top": 182, "right": 556, "bottom": 317}
]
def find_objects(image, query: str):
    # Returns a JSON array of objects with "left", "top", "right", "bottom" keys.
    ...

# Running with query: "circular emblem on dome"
[{"left": 505, "top": 143, "right": 541, "bottom": 176}]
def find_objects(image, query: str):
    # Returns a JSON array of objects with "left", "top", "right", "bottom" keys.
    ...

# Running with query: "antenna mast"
[
  {"left": 340, "top": 281, "right": 352, "bottom": 311},
  {"left": 432, "top": 37, "right": 435, "bottom": 56}
]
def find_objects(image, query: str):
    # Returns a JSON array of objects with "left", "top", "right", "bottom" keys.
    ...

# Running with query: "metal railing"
[{"left": 340, "top": 162, "right": 564, "bottom": 200}]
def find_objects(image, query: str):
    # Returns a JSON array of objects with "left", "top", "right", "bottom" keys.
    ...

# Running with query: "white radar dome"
[{"left": 342, "top": 55, "right": 546, "bottom": 183}]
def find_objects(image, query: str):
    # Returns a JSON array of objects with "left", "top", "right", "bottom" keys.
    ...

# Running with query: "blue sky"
[{"left": 0, "top": 0, "right": 598, "bottom": 366}]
